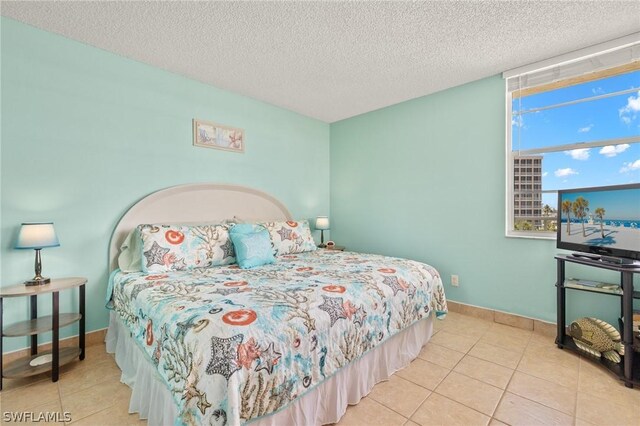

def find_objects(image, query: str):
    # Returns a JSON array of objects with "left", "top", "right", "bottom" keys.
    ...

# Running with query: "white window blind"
[{"left": 505, "top": 41, "right": 640, "bottom": 93}]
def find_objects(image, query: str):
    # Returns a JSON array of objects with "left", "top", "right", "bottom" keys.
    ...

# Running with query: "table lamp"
[
  {"left": 315, "top": 216, "right": 330, "bottom": 248},
  {"left": 16, "top": 222, "right": 60, "bottom": 285}
]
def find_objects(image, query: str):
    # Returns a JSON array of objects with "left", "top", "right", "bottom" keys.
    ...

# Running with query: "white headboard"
[{"left": 108, "top": 183, "right": 292, "bottom": 270}]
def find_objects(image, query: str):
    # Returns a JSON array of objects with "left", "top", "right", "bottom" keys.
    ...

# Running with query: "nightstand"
[
  {"left": 0, "top": 277, "right": 86, "bottom": 390},
  {"left": 325, "top": 245, "right": 345, "bottom": 251}
]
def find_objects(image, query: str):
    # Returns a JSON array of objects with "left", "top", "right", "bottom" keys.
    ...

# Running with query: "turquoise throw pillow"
[
  {"left": 230, "top": 223, "right": 261, "bottom": 234},
  {"left": 229, "top": 225, "right": 275, "bottom": 269}
]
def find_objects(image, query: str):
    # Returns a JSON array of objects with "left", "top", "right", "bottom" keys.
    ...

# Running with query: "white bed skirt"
[{"left": 106, "top": 311, "right": 434, "bottom": 426}]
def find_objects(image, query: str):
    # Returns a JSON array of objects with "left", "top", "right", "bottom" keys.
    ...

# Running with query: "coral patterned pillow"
[
  {"left": 259, "top": 220, "right": 317, "bottom": 256},
  {"left": 138, "top": 223, "right": 235, "bottom": 273}
]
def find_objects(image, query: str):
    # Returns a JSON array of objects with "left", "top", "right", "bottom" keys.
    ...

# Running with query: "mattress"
[{"left": 108, "top": 249, "right": 447, "bottom": 425}]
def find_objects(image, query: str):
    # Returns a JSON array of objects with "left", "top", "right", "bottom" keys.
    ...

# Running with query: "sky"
[
  {"left": 512, "top": 70, "right": 640, "bottom": 209},
  {"left": 560, "top": 188, "right": 640, "bottom": 220}
]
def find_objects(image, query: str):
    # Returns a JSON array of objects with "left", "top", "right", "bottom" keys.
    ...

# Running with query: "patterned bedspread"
[{"left": 109, "top": 250, "right": 447, "bottom": 425}]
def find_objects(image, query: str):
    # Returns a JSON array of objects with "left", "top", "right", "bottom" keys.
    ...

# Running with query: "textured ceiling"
[{"left": 2, "top": 1, "right": 639, "bottom": 122}]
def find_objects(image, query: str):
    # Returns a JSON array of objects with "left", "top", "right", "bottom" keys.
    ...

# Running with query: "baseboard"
[
  {"left": 2, "top": 328, "right": 108, "bottom": 365},
  {"left": 447, "top": 300, "right": 556, "bottom": 336}
]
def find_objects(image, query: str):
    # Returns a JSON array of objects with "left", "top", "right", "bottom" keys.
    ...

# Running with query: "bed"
[{"left": 105, "top": 184, "right": 447, "bottom": 426}]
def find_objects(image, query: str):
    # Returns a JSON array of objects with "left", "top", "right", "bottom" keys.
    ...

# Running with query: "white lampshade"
[
  {"left": 315, "top": 216, "right": 330, "bottom": 230},
  {"left": 16, "top": 223, "right": 60, "bottom": 249}
]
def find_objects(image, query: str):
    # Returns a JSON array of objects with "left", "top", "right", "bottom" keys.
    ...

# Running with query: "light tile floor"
[{"left": 1, "top": 311, "right": 638, "bottom": 425}]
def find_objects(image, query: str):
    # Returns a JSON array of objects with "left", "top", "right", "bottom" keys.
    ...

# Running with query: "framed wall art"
[{"left": 193, "top": 119, "right": 244, "bottom": 153}]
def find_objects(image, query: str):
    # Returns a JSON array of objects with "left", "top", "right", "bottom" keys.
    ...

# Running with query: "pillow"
[
  {"left": 139, "top": 223, "right": 235, "bottom": 273},
  {"left": 229, "top": 224, "right": 275, "bottom": 269},
  {"left": 259, "top": 220, "right": 317, "bottom": 256},
  {"left": 118, "top": 228, "right": 144, "bottom": 272}
]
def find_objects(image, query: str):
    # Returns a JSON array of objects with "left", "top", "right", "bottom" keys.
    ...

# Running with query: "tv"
[{"left": 557, "top": 183, "right": 640, "bottom": 264}]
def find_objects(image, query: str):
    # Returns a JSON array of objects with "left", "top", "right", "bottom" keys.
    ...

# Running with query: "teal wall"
[
  {"left": 1, "top": 18, "right": 330, "bottom": 353},
  {"left": 330, "top": 76, "right": 627, "bottom": 326},
  {"left": 2, "top": 17, "right": 631, "bottom": 355}
]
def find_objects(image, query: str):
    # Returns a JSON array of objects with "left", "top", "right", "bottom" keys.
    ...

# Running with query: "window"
[{"left": 504, "top": 38, "right": 640, "bottom": 238}]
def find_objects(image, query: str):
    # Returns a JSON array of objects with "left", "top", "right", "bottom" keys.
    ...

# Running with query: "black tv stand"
[{"left": 555, "top": 254, "right": 640, "bottom": 388}]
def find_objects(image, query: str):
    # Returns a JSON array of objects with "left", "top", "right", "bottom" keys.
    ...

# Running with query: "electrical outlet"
[{"left": 451, "top": 275, "right": 459, "bottom": 287}]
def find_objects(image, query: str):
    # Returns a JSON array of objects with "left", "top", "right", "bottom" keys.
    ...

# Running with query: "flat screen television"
[{"left": 557, "top": 183, "right": 640, "bottom": 263}]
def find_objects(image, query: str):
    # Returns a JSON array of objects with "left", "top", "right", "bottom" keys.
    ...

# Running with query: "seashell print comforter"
[{"left": 109, "top": 250, "right": 447, "bottom": 425}]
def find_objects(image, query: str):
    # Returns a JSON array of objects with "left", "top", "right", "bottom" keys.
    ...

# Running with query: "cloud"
[
  {"left": 512, "top": 115, "right": 525, "bottom": 128},
  {"left": 599, "top": 144, "right": 630, "bottom": 157},
  {"left": 555, "top": 168, "right": 578, "bottom": 177},
  {"left": 542, "top": 171, "right": 548, "bottom": 177},
  {"left": 592, "top": 87, "right": 604, "bottom": 95},
  {"left": 578, "top": 124, "right": 593, "bottom": 133},
  {"left": 619, "top": 90, "right": 640, "bottom": 124},
  {"left": 620, "top": 159, "right": 640, "bottom": 173},
  {"left": 565, "top": 148, "right": 590, "bottom": 160}
]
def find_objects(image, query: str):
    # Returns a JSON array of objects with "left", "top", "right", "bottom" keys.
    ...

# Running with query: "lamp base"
[
  {"left": 24, "top": 277, "right": 51, "bottom": 286},
  {"left": 317, "top": 244, "right": 327, "bottom": 248}
]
